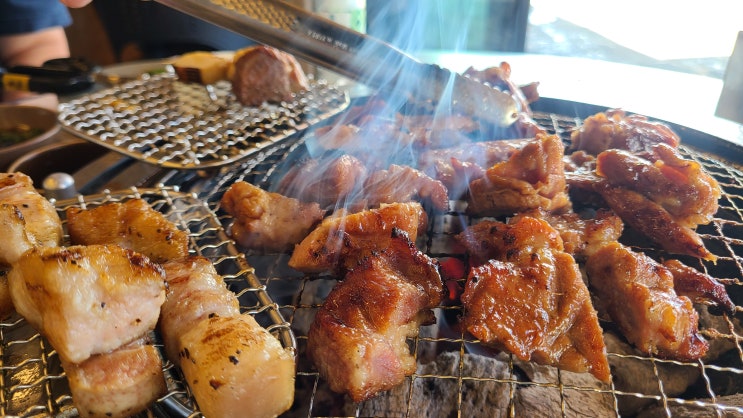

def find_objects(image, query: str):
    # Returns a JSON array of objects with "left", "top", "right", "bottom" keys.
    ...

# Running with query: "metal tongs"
[{"left": 154, "top": 0, "right": 520, "bottom": 127}]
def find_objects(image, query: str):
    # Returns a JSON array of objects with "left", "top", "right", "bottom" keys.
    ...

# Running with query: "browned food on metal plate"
[
  {"left": 596, "top": 145, "right": 720, "bottom": 228},
  {"left": 288, "top": 202, "right": 427, "bottom": 274},
  {"left": 458, "top": 216, "right": 610, "bottom": 382},
  {"left": 221, "top": 181, "right": 325, "bottom": 252},
  {"left": 0, "top": 172, "right": 62, "bottom": 265},
  {"left": 277, "top": 154, "right": 369, "bottom": 208},
  {"left": 570, "top": 109, "right": 681, "bottom": 157},
  {"left": 307, "top": 229, "right": 443, "bottom": 401},
  {"left": 8, "top": 244, "right": 166, "bottom": 364},
  {"left": 66, "top": 198, "right": 189, "bottom": 263},
  {"left": 662, "top": 259, "right": 735, "bottom": 314},
  {"left": 162, "top": 256, "right": 295, "bottom": 418},
  {"left": 178, "top": 314, "right": 295, "bottom": 418},
  {"left": 230, "top": 45, "right": 309, "bottom": 106},
  {"left": 63, "top": 339, "right": 166, "bottom": 418},
  {"left": 467, "top": 133, "right": 571, "bottom": 216},
  {"left": 159, "top": 256, "right": 241, "bottom": 364},
  {"left": 585, "top": 242, "right": 709, "bottom": 361},
  {"left": 363, "top": 164, "right": 449, "bottom": 211}
]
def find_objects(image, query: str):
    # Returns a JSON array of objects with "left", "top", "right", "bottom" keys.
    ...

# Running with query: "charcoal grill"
[
  {"left": 3, "top": 93, "right": 743, "bottom": 416},
  {"left": 190, "top": 98, "right": 743, "bottom": 417}
]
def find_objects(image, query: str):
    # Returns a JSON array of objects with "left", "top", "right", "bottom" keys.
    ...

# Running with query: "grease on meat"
[
  {"left": 307, "top": 229, "right": 443, "bottom": 401},
  {"left": 221, "top": 181, "right": 325, "bottom": 252},
  {"left": 458, "top": 216, "right": 610, "bottom": 381}
]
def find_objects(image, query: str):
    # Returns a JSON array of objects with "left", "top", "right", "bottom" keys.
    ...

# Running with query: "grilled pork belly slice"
[
  {"left": 161, "top": 256, "right": 295, "bottom": 418},
  {"left": 8, "top": 244, "right": 166, "bottom": 364},
  {"left": 288, "top": 202, "right": 427, "bottom": 274},
  {"left": 458, "top": 216, "right": 610, "bottom": 382},
  {"left": 569, "top": 109, "right": 681, "bottom": 157},
  {"left": 66, "top": 198, "right": 189, "bottom": 263},
  {"left": 64, "top": 339, "right": 166, "bottom": 418},
  {"left": 307, "top": 229, "right": 443, "bottom": 401},
  {"left": 160, "top": 256, "right": 240, "bottom": 364},
  {"left": 0, "top": 172, "right": 62, "bottom": 253},
  {"left": 221, "top": 181, "right": 325, "bottom": 252},
  {"left": 467, "top": 134, "right": 571, "bottom": 217},
  {"left": 230, "top": 45, "right": 309, "bottom": 106},
  {"left": 586, "top": 242, "right": 709, "bottom": 361},
  {"left": 178, "top": 314, "right": 295, "bottom": 418},
  {"left": 0, "top": 203, "right": 35, "bottom": 266}
]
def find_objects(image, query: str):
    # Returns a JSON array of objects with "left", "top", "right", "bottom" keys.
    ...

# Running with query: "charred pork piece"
[
  {"left": 221, "top": 181, "right": 325, "bottom": 252},
  {"left": 277, "top": 154, "right": 368, "bottom": 209},
  {"left": 662, "top": 259, "right": 735, "bottom": 314},
  {"left": 594, "top": 182, "right": 716, "bottom": 261},
  {"left": 289, "top": 202, "right": 427, "bottom": 274},
  {"left": 63, "top": 337, "right": 166, "bottom": 418},
  {"left": 512, "top": 208, "right": 624, "bottom": 260},
  {"left": 458, "top": 216, "right": 610, "bottom": 382},
  {"left": 66, "top": 198, "right": 189, "bottom": 263},
  {"left": 230, "top": 45, "right": 309, "bottom": 106},
  {"left": 8, "top": 244, "right": 166, "bottom": 364},
  {"left": 363, "top": 164, "right": 449, "bottom": 212},
  {"left": 569, "top": 109, "right": 681, "bottom": 157},
  {"left": 586, "top": 242, "right": 709, "bottom": 361},
  {"left": 0, "top": 172, "right": 62, "bottom": 265},
  {"left": 417, "top": 138, "right": 532, "bottom": 198},
  {"left": 467, "top": 134, "right": 571, "bottom": 217},
  {"left": 596, "top": 145, "right": 720, "bottom": 228},
  {"left": 307, "top": 228, "right": 443, "bottom": 402},
  {"left": 161, "top": 256, "right": 295, "bottom": 418}
]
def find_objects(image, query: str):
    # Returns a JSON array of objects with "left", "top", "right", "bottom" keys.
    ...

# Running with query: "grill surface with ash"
[{"left": 194, "top": 106, "right": 743, "bottom": 417}]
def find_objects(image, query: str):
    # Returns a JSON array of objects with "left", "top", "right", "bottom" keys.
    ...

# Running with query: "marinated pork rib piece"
[
  {"left": 570, "top": 109, "right": 681, "bottom": 157},
  {"left": 585, "top": 242, "right": 709, "bottom": 361},
  {"left": 594, "top": 182, "right": 716, "bottom": 261},
  {"left": 596, "top": 145, "right": 720, "bottom": 228},
  {"left": 64, "top": 339, "right": 166, "bottom": 418},
  {"left": 220, "top": 181, "right": 325, "bottom": 252},
  {"left": 662, "top": 259, "right": 735, "bottom": 314},
  {"left": 307, "top": 229, "right": 443, "bottom": 401},
  {"left": 363, "top": 164, "right": 449, "bottom": 212},
  {"left": 464, "top": 62, "right": 535, "bottom": 114},
  {"left": 230, "top": 45, "right": 309, "bottom": 106},
  {"left": 161, "top": 256, "right": 295, "bottom": 418},
  {"left": 277, "top": 154, "right": 368, "bottom": 208},
  {"left": 417, "top": 138, "right": 531, "bottom": 197},
  {"left": 512, "top": 208, "right": 624, "bottom": 260},
  {"left": 457, "top": 216, "right": 610, "bottom": 382},
  {"left": 0, "top": 172, "right": 62, "bottom": 255},
  {"left": 66, "top": 198, "right": 189, "bottom": 263},
  {"left": 467, "top": 134, "right": 571, "bottom": 217},
  {"left": 160, "top": 256, "right": 241, "bottom": 363},
  {"left": 288, "top": 202, "right": 427, "bottom": 274},
  {"left": 8, "top": 244, "right": 166, "bottom": 364}
]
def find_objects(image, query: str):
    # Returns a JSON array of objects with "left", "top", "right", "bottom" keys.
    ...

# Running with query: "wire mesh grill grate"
[
  {"left": 58, "top": 72, "right": 349, "bottom": 170},
  {"left": 0, "top": 186, "right": 292, "bottom": 417},
  {"left": 195, "top": 110, "right": 743, "bottom": 417}
]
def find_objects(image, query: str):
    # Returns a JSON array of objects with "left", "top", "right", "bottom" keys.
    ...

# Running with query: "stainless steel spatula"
[{"left": 154, "top": 0, "right": 521, "bottom": 127}]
